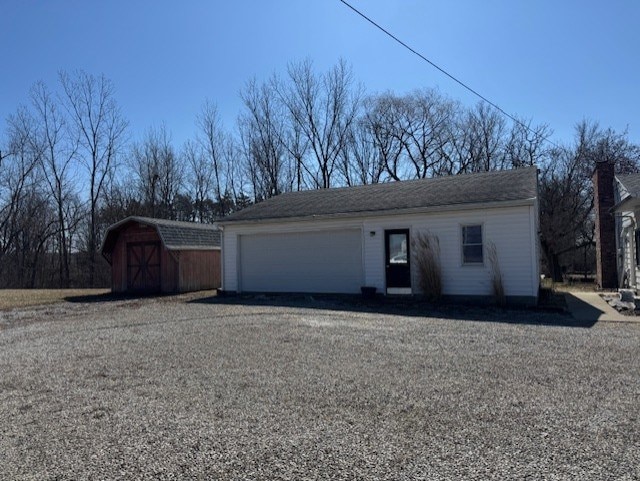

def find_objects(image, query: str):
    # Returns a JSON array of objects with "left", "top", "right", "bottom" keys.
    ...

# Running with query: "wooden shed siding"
[
  {"left": 177, "top": 250, "right": 221, "bottom": 292},
  {"left": 161, "top": 250, "right": 178, "bottom": 293},
  {"left": 110, "top": 224, "right": 178, "bottom": 293},
  {"left": 108, "top": 223, "right": 219, "bottom": 293}
]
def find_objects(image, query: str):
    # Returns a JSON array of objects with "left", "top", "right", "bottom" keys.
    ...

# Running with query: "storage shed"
[{"left": 101, "top": 216, "right": 221, "bottom": 294}]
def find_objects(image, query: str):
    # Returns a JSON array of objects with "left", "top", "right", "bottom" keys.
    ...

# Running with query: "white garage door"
[{"left": 239, "top": 229, "right": 363, "bottom": 293}]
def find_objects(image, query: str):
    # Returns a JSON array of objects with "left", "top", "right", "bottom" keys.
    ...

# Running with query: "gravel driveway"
[{"left": 1, "top": 295, "right": 639, "bottom": 480}]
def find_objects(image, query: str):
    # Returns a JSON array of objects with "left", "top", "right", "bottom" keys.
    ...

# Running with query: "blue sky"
[{"left": 2, "top": 0, "right": 639, "bottom": 148}]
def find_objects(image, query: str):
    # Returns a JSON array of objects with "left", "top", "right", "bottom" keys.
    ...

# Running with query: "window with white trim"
[{"left": 462, "top": 225, "right": 483, "bottom": 264}]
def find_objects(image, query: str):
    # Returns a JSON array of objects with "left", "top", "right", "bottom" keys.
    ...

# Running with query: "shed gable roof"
[
  {"left": 101, "top": 217, "right": 220, "bottom": 260},
  {"left": 220, "top": 166, "right": 538, "bottom": 224}
]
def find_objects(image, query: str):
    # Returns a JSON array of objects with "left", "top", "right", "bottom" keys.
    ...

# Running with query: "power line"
[{"left": 338, "top": 0, "right": 560, "bottom": 149}]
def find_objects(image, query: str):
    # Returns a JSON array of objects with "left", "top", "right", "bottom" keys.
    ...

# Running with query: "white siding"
[
  {"left": 362, "top": 206, "right": 537, "bottom": 297},
  {"left": 618, "top": 211, "right": 639, "bottom": 289},
  {"left": 222, "top": 203, "right": 538, "bottom": 299},
  {"left": 625, "top": 228, "right": 635, "bottom": 287},
  {"left": 222, "top": 231, "right": 238, "bottom": 292},
  {"left": 363, "top": 226, "right": 384, "bottom": 288},
  {"left": 614, "top": 179, "right": 639, "bottom": 289},
  {"left": 238, "top": 229, "right": 363, "bottom": 293}
]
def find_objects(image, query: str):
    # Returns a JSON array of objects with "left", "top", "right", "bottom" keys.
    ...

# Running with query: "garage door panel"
[{"left": 240, "top": 230, "right": 363, "bottom": 293}]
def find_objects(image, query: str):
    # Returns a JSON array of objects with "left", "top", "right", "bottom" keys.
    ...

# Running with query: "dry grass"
[
  {"left": 0, "top": 289, "right": 109, "bottom": 310},
  {"left": 412, "top": 231, "right": 442, "bottom": 301},
  {"left": 541, "top": 278, "right": 599, "bottom": 293},
  {"left": 487, "top": 242, "right": 505, "bottom": 306}
]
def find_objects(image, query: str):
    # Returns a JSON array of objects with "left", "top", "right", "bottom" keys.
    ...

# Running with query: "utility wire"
[{"left": 338, "top": 0, "right": 560, "bottom": 149}]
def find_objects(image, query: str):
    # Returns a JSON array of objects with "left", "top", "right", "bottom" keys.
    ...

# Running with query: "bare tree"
[
  {"left": 338, "top": 118, "right": 384, "bottom": 185},
  {"left": 29, "top": 81, "right": 80, "bottom": 286},
  {"left": 1, "top": 113, "right": 38, "bottom": 282},
  {"left": 574, "top": 120, "right": 640, "bottom": 174},
  {"left": 364, "top": 93, "right": 408, "bottom": 181},
  {"left": 129, "top": 125, "right": 183, "bottom": 220},
  {"left": 182, "top": 137, "right": 235, "bottom": 221},
  {"left": 0, "top": 110, "right": 58, "bottom": 287},
  {"left": 504, "top": 117, "right": 551, "bottom": 168},
  {"left": 238, "top": 78, "right": 291, "bottom": 201},
  {"left": 0, "top": 148, "right": 9, "bottom": 170},
  {"left": 220, "top": 133, "right": 250, "bottom": 212},
  {"left": 197, "top": 101, "right": 228, "bottom": 211},
  {"left": 432, "top": 100, "right": 472, "bottom": 175},
  {"left": 280, "top": 113, "right": 310, "bottom": 192},
  {"left": 12, "top": 189, "right": 58, "bottom": 288},
  {"left": 60, "top": 70, "right": 128, "bottom": 286},
  {"left": 156, "top": 130, "right": 183, "bottom": 220},
  {"left": 182, "top": 139, "right": 209, "bottom": 222},
  {"left": 279, "top": 59, "right": 362, "bottom": 188},
  {"left": 399, "top": 89, "right": 453, "bottom": 179},
  {"left": 539, "top": 121, "right": 640, "bottom": 281},
  {"left": 460, "top": 103, "right": 508, "bottom": 172},
  {"left": 96, "top": 176, "right": 144, "bottom": 233},
  {"left": 363, "top": 92, "right": 548, "bottom": 180},
  {"left": 539, "top": 146, "right": 592, "bottom": 281}
]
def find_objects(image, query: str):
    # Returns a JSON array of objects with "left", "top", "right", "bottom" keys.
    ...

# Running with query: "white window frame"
[{"left": 461, "top": 224, "right": 484, "bottom": 265}]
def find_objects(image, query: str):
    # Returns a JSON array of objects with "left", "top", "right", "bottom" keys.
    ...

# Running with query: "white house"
[
  {"left": 217, "top": 167, "right": 540, "bottom": 305},
  {"left": 612, "top": 172, "right": 640, "bottom": 289}
]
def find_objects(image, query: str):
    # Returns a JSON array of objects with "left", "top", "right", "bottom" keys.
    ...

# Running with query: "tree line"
[{"left": 2, "top": 60, "right": 639, "bottom": 288}]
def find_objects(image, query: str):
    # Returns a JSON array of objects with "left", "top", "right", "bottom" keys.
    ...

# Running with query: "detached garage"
[
  {"left": 101, "top": 216, "right": 221, "bottom": 294},
  {"left": 217, "top": 167, "right": 541, "bottom": 305}
]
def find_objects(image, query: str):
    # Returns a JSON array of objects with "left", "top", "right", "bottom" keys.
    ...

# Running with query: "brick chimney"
[{"left": 593, "top": 160, "right": 617, "bottom": 289}]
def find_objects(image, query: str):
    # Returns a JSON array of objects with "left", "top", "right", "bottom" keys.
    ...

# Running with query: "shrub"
[
  {"left": 487, "top": 241, "right": 506, "bottom": 306},
  {"left": 412, "top": 231, "right": 442, "bottom": 301}
]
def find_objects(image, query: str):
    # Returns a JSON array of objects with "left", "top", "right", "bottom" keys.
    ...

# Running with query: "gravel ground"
[{"left": 1, "top": 295, "right": 639, "bottom": 480}]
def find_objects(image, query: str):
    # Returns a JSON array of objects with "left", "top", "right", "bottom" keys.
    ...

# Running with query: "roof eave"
[
  {"left": 613, "top": 195, "right": 640, "bottom": 213},
  {"left": 217, "top": 197, "right": 536, "bottom": 226},
  {"left": 164, "top": 245, "right": 221, "bottom": 251}
]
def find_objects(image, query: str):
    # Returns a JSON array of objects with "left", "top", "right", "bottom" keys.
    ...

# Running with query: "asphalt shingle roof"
[
  {"left": 220, "top": 167, "right": 538, "bottom": 223},
  {"left": 617, "top": 173, "right": 640, "bottom": 197},
  {"left": 101, "top": 217, "right": 220, "bottom": 256}
]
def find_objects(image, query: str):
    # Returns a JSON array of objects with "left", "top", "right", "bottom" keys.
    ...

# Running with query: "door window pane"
[{"left": 389, "top": 233, "right": 408, "bottom": 264}]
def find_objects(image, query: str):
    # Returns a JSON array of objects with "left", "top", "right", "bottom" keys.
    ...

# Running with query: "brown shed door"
[{"left": 127, "top": 242, "right": 161, "bottom": 292}]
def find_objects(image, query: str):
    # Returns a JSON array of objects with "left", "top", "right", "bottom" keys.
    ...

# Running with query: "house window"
[
  {"left": 462, "top": 225, "right": 483, "bottom": 264},
  {"left": 635, "top": 229, "right": 640, "bottom": 267}
]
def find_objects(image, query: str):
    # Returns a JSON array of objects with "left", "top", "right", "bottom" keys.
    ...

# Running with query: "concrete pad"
[{"left": 565, "top": 291, "right": 637, "bottom": 323}]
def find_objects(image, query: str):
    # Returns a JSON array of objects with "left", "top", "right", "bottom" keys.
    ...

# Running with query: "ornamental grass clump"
[
  {"left": 487, "top": 241, "right": 506, "bottom": 306},
  {"left": 412, "top": 231, "right": 442, "bottom": 302}
]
